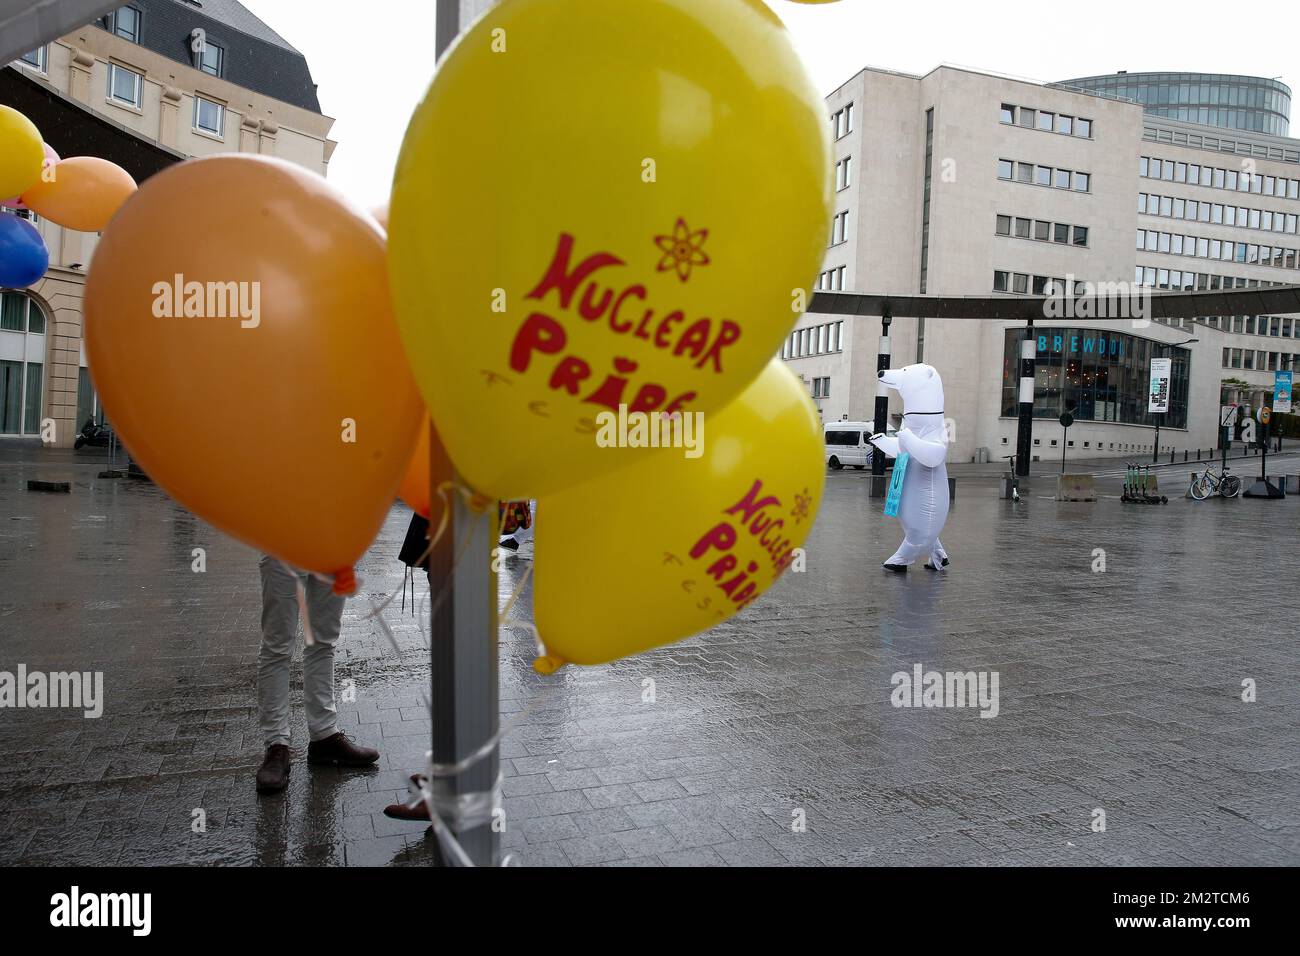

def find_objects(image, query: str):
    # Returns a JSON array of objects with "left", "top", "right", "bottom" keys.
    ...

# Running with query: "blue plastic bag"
[{"left": 883, "top": 452, "right": 909, "bottom": 517}]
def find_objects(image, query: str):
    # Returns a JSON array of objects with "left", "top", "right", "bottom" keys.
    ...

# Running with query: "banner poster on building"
[
  {"left": 1148, "top": 358, "right": 1172, "bottom": 413},
  {"left": 1275, "top": 370, "right": 1293, "bottom": 414}
]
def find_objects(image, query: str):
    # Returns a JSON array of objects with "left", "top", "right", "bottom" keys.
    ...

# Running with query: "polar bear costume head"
[{"left": 878, "top": 364, "right": 945, "bottom": 416}]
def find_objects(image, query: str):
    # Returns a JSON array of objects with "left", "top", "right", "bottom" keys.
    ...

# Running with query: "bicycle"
[{"left": 1189, "top": 462, "right": 1242, "bottom": 500}]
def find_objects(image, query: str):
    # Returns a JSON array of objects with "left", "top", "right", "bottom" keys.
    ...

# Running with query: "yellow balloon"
[
  {"left": 533, "top": 360, "right": 825, "bottom": 670},
  {"left": 0, "top": 106, "right": 45, "bottom": 200},
  {"left": 389, "top": 0, "right": 832, "bottom": 500}
]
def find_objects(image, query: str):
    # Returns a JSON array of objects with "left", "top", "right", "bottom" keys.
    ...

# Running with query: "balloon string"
[
  {"left": 286, "top": 479, "right": 488, "bottom": 661},
  {"left": 499, "top": 561, "right": 533, "bottom": 625},
  {"left": 278, "top": 559, "right": 316, "bottom": 647}
]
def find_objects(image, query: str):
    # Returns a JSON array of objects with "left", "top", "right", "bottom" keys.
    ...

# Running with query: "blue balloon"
[{"left": 0, "top": 214, "right": 49, "bottom": 288}]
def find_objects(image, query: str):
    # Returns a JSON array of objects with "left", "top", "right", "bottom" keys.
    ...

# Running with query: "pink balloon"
[{"left": 1, "top": 144, "right": 59, "bottom": 210}]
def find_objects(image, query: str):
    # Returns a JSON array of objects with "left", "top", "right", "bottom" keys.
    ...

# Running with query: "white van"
[{"left": 823, "top": 421, "right": 895, "bottom": 470}]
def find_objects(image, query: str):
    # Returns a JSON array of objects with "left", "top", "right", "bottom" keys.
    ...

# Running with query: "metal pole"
[
  {"left": 870, "top": 309, "right": 892, "bottom": 498},
  {"left": 427, "top": 0, "right": 500, "bottom": 867},
  {"left": 1015, "top": 320, "right": 1035, "bottom": 478},
  {"left": 1153, "top": 415, "right": 1161, "bottom": 464}
]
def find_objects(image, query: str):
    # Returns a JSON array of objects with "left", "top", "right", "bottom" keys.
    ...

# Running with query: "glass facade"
[
  {"left": 1001, "top": 328, "right": 1191, "bottom": 429},
  {"left": 1056, "top": 73, "right": 1291, "bottom": 137}
]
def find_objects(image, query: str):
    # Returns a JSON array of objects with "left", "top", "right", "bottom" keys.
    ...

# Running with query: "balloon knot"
[
  {"left": 332, "top": 568, "right": 357, "bottom": 596},
  {"left": 532, "top": 653, "right": 567, "bottom": 675}
]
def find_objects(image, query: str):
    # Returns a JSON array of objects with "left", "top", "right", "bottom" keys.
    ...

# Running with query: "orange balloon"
[
  {"left": 398, "top": 420, "right": 432, "bottom": 518},
  {"left": 23, "top": 156, "right": 137, "bottom": 232},
  {"left": 84, "top": 155, "right": 423, "bottom": 592}
]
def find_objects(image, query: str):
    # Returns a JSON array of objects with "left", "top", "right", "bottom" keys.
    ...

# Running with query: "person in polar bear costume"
[{"left": 867, "top": 364, "right": 950, "bottom": 573}]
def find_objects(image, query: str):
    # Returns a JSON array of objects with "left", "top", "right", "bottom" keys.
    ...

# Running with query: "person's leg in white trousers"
[{"left": 257, "top": 555, "right": 344, "bottom": 747}]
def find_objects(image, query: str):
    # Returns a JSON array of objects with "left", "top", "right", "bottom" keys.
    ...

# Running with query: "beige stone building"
[
  {"left": 2, "top": 0, "right": 334, "bottom": 446},
  {"left": 791, "top": 65, "right": 1300, "bottom": 462}
]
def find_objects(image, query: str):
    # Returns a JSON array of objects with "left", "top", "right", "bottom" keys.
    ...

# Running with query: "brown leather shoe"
[
  {"left": 256, "top": 744, "right": 291, "bottom": 794},
  {"left": 307, "top": 731, "right": 379, "bottom": 767},
  {"left": 383, "top": 774, "right": 432, "bottom": 820}
]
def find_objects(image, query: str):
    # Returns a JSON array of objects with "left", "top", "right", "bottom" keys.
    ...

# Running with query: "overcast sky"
[{"left": 239, "top": 0, "right": 1300, "bottom": 210}]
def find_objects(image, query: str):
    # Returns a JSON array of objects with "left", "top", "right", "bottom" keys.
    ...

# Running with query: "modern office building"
[
  {"left": 791, "top": 65, "right": 1299, "bottom": 462},
  {"left": 1058, "top": 72, "right": 1291, "bottom": 137},
  {"left": 2, "top": 0, "right": 334, "bottom": 446}
]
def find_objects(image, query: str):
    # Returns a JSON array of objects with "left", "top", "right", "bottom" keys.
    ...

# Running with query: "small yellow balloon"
[
  {"left": 0, "top": 105, "right": 45, "bottom": 200},
  {"left": 389, "top": 0, "right": 833, "bottom": 501},
  {"left": 533, "top": 360, "right": 825, "bottom": 669}
]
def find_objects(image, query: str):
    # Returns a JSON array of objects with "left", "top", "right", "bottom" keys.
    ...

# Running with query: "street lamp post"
[
  {"left": 424, "top": 0, "right": 501, "bottom": 868},
  {"left": 1014, "top": 320, "right": 1036, "bottom": 479},
  {"left": 870, "top": 307, "right": 892, "bottom": 497}
]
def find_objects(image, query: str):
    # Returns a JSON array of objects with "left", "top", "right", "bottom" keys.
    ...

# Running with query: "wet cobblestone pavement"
[{"left": 2, "top": 442, "right": 1298, "bottom": 866}]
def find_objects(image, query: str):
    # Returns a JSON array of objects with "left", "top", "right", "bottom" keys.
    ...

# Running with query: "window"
[
  {"left": 1016, "top": 162, "right": 1032, "bottom": 184},
  {"left": 109, "top": 5, "right": 141, "bottom": 43},
  {"left": 0, "top": 294, "right": 47, "bottom": 437},
  {"left": 194, "top": 96, "right": 224, "bottom": 136},
  {"left": 1037, "top": 111, "right": 1054, "bottom": 132},
  {"left": 20, "top": 46, "right": 47, "bottom": 72},
  {"left": 1000, "top": 103, "right": 1014, "bottom": 124},
  {"left": 1014, "top": 217, "right": 1030, "bottom": 238},
  {"left": 830, "top": 210, "right": 848, "bottom": 246},
  {"left": 1075, "top": 118, "right": 1091, "bottom": 137},
  {"left": 1073, "top": 172, "right": 1090, "bottom": 192},
  {"left": 832, "top": 103, "right": 854, "bottom": 139},
  {"left": 835, "top": 157, "right": 852, "bottom": 191},
  {"left": 198, "top": 41, "right": 224, "bottom": 78},
  {"left": 1072, "top": 226, "right": 1088, "bottom": 247},
  {"left": 1056, "top": 114, "right": 1073, "bottom": 135},
  {"left": 108, "top": 63, "right": 142, "bottom": 108},
  {"left": 1051, "top": 167, "right": 1068, "bottom": 188},
  {"left": 993, "top": 271, "right": 1009, "bottom": 292},
  {"left": 1034, "top": 220, "right": 1050, "bottom": 241},
  {"left": 995, "top": 215, "right": 1011, "bottom": 236},
  {"left": 1054, "top": 222, "right": 1070, "bottom": 243},
  {"left": 997, "top": 159, "right": 1013, "bottom": 180},
  {"left": 1018, "top": 108, "right": 1035, "bottom": 128},
  {"left": 1012, "top": 273, "right": 1028, "bottom": 294}
]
